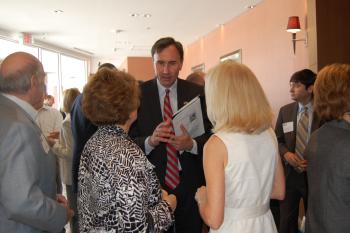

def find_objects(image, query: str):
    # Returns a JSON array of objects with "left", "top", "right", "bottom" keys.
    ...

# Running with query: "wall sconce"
[{"left": 286, "top": 16, "right": 307, "bottom": 54}]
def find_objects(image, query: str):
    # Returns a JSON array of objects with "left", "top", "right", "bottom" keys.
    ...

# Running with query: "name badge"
[{"left": 282, "top": 121, "right": 294, "bottom": 133}]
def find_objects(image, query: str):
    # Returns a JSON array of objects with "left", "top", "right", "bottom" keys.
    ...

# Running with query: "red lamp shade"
[{"left": 287, "top": 16, "right": 301, "bottom": 33}]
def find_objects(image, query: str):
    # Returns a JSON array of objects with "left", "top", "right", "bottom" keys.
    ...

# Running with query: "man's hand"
[
  {"left": 148, "top": 120, "right": 173, "bottom": 147},
  {"left": 56, "top": 194, "right": 68, "bottom": 205},
  {"left": 162, "top": 189, "right": 177, "bottom": 212},
  {"left": 168, "top": 125, "right": 193, "bottom": 151},
  {"left": 57, "top": 194, "right": 74, "bottom": 221},
  {"left": 284, "top": 152, "right": 307, "bottom": 172},
  {"left": 297, "top": 159, "right": 308, "bottom": 172},
  {"left": 47, "top": 131, "right": 59, "bottom": 147},
  {"left": 48, "top": 131, "right": 60, "bottom": 140}
]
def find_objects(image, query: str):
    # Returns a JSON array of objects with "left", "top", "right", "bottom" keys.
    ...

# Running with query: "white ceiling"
[{"left": 0, "top": 0, "right": 262, "bottom": 65}]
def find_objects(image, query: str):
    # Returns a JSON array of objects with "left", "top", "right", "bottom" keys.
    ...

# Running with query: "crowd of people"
[{"left": 0, "top": 37, "right": 349, "bottom": 233}]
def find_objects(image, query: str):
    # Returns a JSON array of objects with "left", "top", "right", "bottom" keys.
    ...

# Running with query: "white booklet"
[{"left": 172, "top": 96, "right": 205, "bottom": 138}]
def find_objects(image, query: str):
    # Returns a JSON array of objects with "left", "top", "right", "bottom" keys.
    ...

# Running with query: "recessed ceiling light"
[
  {"left": 110, "top": 29, "right": 124, "bottom": 33},
  {"left": 143, "top": 13, "right": 152, "bottom": 18},
  {"left": 54, "top": 9, "right": 64, "bottom": 13},
  {"left": 247, "top": 5, "right": 256, "bottom": 9},
  {"left": 130, "top": 13, "right": 139, "bottom": 17}
]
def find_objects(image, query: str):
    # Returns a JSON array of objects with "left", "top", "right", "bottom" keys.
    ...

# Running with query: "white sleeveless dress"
[{"left": 210, "top": 128, "right": 278, "bottom": 233}]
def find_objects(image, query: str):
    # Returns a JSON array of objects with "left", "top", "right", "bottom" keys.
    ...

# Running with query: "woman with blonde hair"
[
  {"left": 78, "top": 68, "right": 176, "bottom": 233},
  {"left": 51, "top": 87, "right": 80, "bottom": 233},
  {"left": 195, "top": 61, "right": 285, "bottom": 233},
  {"left": 305, "top": 63, "right": 350, "bottom": 233}
]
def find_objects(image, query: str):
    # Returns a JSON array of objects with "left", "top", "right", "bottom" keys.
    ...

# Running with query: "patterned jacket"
[{"left": 78, "top": 125, "right": 174, "bottom": 232}]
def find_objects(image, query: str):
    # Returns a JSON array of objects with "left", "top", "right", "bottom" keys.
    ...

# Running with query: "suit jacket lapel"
[
  {"left": 177, "top": 79, "right": 187, "bottom": 109},
  {"left": 311, "top": 112, "right": 320, "bottom": 132},
  {"left": 292, "top": 102, "right": 298, "bottom": 148},
  {"left": 150, "top": 79, "right": 164, "bottom": 122},
  {"left": 0, "top": 94, "right": 44, "bottom": 141}
]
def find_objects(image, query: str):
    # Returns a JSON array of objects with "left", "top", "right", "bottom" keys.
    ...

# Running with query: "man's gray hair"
[{"left": 0, "top": 61, "right": 41, "bottom": 94}]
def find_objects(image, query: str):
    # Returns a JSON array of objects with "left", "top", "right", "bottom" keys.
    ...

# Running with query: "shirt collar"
[
  {"left": 298, "top": 101, "right": 313, "bottom": 113},
  {"left": 156, "top": 78, "right": 178, "bottom": 96},
  {"left": 39, "top": 104, "right": 51, "bottom": 111},
  {"left": 2, "top": 93, "right": 38, "bottom": 121}
]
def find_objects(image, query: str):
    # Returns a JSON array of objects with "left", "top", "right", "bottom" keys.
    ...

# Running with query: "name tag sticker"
[{"left": 282, "top": 122, "right": 294, "bottom": 133}]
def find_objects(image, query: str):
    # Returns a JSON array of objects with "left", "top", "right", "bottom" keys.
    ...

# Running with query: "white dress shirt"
[
  {"left": 144, "top": 79, "right": 198, "bottom": 157},
  {"left": 36, "top": 105, "right": 63, "bottom": 136}
]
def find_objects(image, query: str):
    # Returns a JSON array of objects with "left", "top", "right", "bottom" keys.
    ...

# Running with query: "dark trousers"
[
  {"left": 164, "top": 172, "right": 203, "bottom": 233},
  {"left": 67, "top": 185, "right": 79, "bottom": 233},
  {"left": 270, "top": 199, "right": 280, "bottom": 230},
  {"left": 165, "top": 196, "right": 203, "bottom": 233},
  {"left": 279, "top": 169, "right": 308, "bottom": 233}
]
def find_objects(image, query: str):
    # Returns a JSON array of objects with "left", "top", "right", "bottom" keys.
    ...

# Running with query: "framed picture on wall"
[
  {"left": 191, "top": 63, "right": 205, "bottom": 72},
  {"left": 220, "top": 49, "right": 242, "bottom": 63}
]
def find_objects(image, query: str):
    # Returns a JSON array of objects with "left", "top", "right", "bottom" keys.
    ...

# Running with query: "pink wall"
[
  {"left": 120, "top": 57, "right": 154, "bottom": 81},
  {"left": 180, "top": 0, "right": 310, "bottom": 122}
]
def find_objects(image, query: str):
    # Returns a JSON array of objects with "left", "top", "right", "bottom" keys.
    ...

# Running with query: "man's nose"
[{"left": 162, "top": 64, "right": 170, "bottom": 73}]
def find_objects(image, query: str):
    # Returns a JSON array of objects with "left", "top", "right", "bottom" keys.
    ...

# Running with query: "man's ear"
[
  {"left": 179, "top": 60, "right": 183, "bottom": 71},
  {"left": 307, "top": 84, "right": 314, "bottom": 94},
  {"left": 30, "top": 74, "right": 37, "bottom": 88}
]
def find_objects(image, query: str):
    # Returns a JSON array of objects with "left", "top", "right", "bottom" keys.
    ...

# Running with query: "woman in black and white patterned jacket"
[{"left": 78, "top": 67, "right": 176, "bottom": 233}]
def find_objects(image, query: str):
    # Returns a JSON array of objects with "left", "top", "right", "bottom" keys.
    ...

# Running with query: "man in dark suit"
[
  {"left": 275, "top": 69, "right": 320, "bottom": 233},
  {"left": 129, "top": 37, "right": 211, "bottom": 233}
]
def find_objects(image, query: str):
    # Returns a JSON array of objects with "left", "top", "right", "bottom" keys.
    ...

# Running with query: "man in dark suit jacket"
[
  {"left": 129, "top": 37, "right": 211, "bottom": 233},
  {"left": 275, "top": 69, "right": 320, "bottom": 233}
]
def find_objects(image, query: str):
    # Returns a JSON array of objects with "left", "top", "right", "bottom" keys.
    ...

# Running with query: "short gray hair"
[{"left": 0, "top": 61, "right": 41, "bottom": 94}]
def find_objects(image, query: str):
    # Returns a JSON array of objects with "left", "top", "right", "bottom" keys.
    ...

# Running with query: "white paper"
[
  {"left": 282, "top": 121, "right": 294, "bottom": 133},
  {"left": 172, "top": 96, "right": 205, "bottom": 138}
]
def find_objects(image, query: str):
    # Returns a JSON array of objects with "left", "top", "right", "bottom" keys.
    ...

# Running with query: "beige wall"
[
  {"left": 119, "top": 58, "right": 128, "bottom": 72},
  {"left": 180, "top": 0, "right": 310, "bottom": 122},
  {"left": 128, "top": 57, "right": 154, "bottom": 81},
  {"left": 119, "top": 57, "right": 154, "bottom": 81}
]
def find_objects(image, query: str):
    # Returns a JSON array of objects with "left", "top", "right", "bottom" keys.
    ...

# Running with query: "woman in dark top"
[
  {"left": 305, "top": 63, "right": 350, "bottom": 233},
  {"left": 78, "top": 68, "right": 176, "bottom": 233}
]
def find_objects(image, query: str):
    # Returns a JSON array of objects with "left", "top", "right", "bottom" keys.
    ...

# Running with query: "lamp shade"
[{"left": 287, "top": 16, "right": 301, "bottom": 33}]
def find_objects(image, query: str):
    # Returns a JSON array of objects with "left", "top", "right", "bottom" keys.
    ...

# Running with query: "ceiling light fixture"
[
  {"left": 143, "top": 13, "right": 152, "bottom": 18},
  {"left": 247, "top": 5, "right": 256, "bottom": 9},
  {"left": 110, "top": 29, "right": 124, "bottom": 34},
  {"left": 130, "top": 13, "right": 139, "bottom": 17},
  {"left": 54, "top": 9, "right": 64, "bottom": 13}
]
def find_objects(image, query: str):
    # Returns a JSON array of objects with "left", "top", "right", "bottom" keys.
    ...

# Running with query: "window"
[
  {"left": 41, "top": 49, "right": 60, "bottom": 108},
  {"left": 0, "top": 37, "right": 88, "bottom": 110},
  {"left": 0, "top": 38, "right": 38, "bottom": 59},
  {"left": 61, "top": 54, "right": 87, "bottom": 92}
]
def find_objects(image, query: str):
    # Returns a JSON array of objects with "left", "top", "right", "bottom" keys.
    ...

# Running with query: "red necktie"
[{"left": 164, "top": 89, "right": 180, "bottom": 189}]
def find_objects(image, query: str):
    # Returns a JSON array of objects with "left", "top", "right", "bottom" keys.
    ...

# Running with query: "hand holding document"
[{"left": 172, "top": 96, "right": 205, "bottom": 138}]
